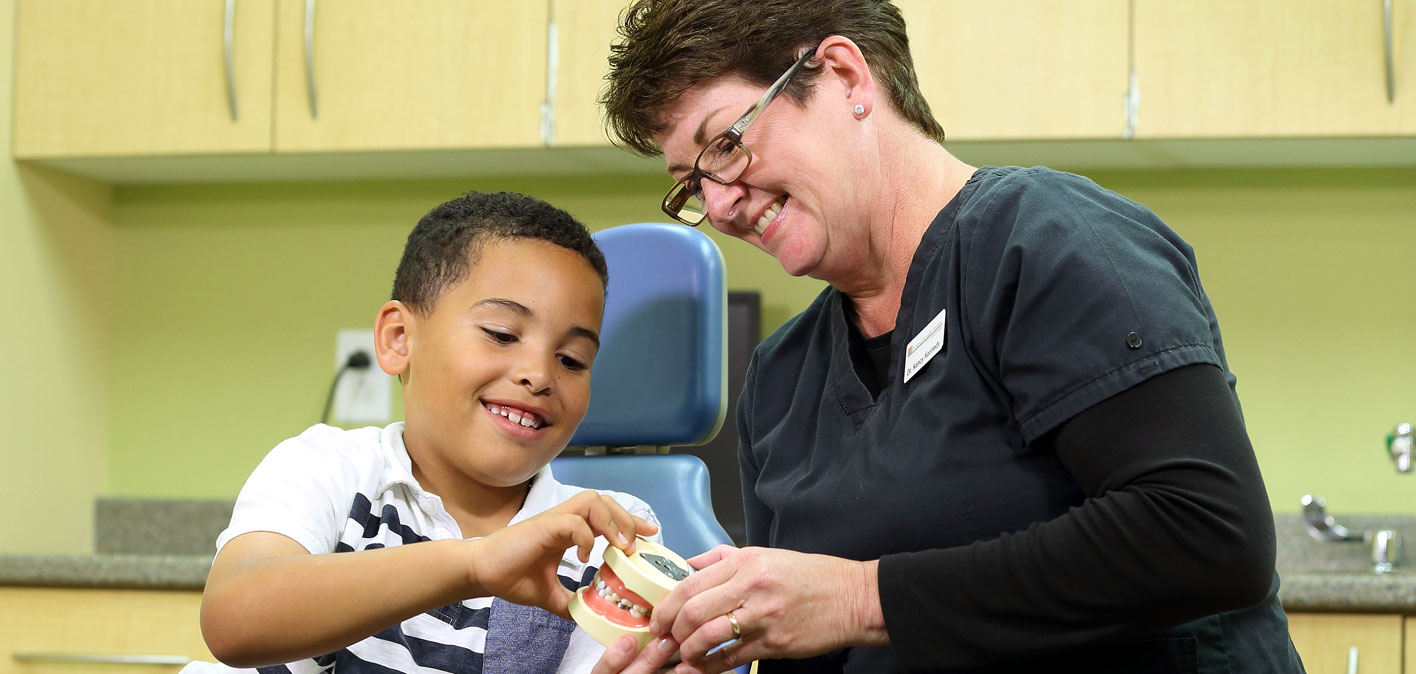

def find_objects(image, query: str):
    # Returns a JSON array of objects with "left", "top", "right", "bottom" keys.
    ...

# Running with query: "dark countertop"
[{"left": 0, "top": 553, "right": 211, "bottom": 591}]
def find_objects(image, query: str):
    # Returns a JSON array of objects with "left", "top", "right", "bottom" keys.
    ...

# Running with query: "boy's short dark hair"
[
  {"left": 601, "top": 0, "right": 945, "bottom": 157},
  {"left": 392, "top": 191, "right": 609, "bottom": 314}
]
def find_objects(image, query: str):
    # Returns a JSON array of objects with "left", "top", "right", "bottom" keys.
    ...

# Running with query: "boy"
[{"left": 196, "top": 191, "right": 660, "bottom": 673}]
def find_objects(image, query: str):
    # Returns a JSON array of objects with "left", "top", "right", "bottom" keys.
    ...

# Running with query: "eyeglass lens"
[{"left": 665, "top": 137, "right": 751, "bottom": 225}]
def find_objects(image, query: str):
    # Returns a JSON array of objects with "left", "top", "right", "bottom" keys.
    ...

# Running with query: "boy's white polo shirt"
[{"left": 206, "top": 422, "right": 660, "bottom": 674}]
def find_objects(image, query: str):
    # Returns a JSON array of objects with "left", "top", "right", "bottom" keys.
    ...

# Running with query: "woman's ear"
[
  {"left": 817, "top": 35, "right": 876, "bottom": 119},
  {"left": 374, "top": 300, "right": 413, "bottom": 380}
]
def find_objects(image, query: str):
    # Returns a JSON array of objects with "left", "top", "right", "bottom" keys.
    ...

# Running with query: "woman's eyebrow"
[{"left": 666, "top": 107, "right": 730, "bottom": 176}]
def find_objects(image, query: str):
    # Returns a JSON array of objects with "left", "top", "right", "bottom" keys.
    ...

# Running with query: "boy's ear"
[{"left": 375, "top": 300, "right": 414, "bottom": 379}]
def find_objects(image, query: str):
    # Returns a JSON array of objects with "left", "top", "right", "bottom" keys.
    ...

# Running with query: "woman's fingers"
[
  {"left": 649, "top": 545, "right": 742, "bottom": 636},
  {"left": 686, "top": 544, "right": 737, "bottom": 571},
  {"left": 590, "top": 635, "right": 639, "bottom": 674},
  {"left": 591, "top": 636, "right": 681, "bottom": 674},
  {"left": 674, "top": 608, "right": 748, "bottom": 665}
]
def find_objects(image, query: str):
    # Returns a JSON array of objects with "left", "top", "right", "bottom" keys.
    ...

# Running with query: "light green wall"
[
  {"left": 0, "top": 0, "right": 116, "bottom": 554},
  {"left": 106, "top": 176, "right": 826, "bottom": 500},
  {"left": 1088, "top": 168, "right": 1416, "bottom": 515},
  {"left": 107, "top": 168, "right": 1416, "bottom": 517}
]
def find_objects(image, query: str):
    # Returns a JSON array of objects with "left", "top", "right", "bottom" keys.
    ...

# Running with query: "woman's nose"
[{"left": 700, "top": 180, "right": 747, "bottom": 233}]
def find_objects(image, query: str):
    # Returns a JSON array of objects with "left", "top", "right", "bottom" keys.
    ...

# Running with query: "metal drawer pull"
[
  {"left": 13, "top": 652, "right": 191, "bottom": 666},
  {"left": 223, "top": 0, "right": 238, "bottom": 120},
  {"left": 1384, "top": 0, "right": 1396, "bottom": 104},
  {"left": 304, "top": 0, "right": 319, "bottom": 118}
]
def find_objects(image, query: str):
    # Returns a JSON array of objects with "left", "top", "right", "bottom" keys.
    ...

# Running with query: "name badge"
[{"left": 903, "top": 307, "right": 947, "bottom": 383}]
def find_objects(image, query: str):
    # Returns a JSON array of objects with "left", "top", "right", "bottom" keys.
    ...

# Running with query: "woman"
[{"left": 593, "top": 1, "right": 1304, "bottom": 673}]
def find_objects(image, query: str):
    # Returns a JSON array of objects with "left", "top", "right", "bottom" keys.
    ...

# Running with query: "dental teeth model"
[{"left": 568, "top": 536, "right": 692, "bottom": 652}]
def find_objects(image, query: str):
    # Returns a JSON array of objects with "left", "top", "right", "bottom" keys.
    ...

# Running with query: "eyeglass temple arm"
[{"left": 729, "top": 45, "right": 818, "bottom": 138}]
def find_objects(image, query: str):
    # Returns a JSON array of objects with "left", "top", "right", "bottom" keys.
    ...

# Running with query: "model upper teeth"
[
  {"left": 756, "top": 196, "right": 785, "bottom": 235},
  {"left": 485, "top": 404, "right": 543, "bottom": 429}
]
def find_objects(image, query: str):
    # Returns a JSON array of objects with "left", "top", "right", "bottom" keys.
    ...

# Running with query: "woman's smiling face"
[{"left": 655, "top": 67, "right": 872, "bottom": 283}]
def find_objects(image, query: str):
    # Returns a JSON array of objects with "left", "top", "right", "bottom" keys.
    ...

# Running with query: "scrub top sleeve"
[
  {"left": 736, "top": 355, "right": 773, "bottom": 548},
  {"left": 959, "top": 170, "right": 1224, "bottom": 443},
  {"left": 878, "top": 365, "right": 1277, "bottom": 671}
]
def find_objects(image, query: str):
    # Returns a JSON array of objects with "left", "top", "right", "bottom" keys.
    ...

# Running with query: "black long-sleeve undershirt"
[{"left": 876, "top": 363, "right": 1278, "bottom": 671}]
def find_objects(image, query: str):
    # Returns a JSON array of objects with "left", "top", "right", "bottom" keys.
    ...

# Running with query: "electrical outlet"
[{"left": 333, "top": 329, "right": 390, "bottom": 425}]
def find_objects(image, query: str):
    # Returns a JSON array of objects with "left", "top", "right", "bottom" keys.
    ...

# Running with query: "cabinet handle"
[
  {"left": 1383, "top": 0, "right": 1396, "bottom": 103},
  {"left": 1347, "top": 645, "right": 1359, "bottom": 674},
  {"left": 304, "top": 0, "right": 319, "bottom": 118},
  {"left": 223, "top": 0, "right": 238, "bottom": 120},
  {"left": 13, "top": 652, "right": 191, "bottom": 666}
]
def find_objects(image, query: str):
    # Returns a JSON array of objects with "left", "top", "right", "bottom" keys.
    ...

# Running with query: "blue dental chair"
[
  {"left": 554, "top": 221, "right": 753, "bottom": 672},
  {"left": 553, "top": 222, "right": 734, "bottom": 559}
]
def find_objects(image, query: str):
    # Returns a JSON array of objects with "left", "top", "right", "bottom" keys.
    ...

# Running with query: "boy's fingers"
[
  {"left": 634, "top": 514, "right": 660, "bottom": 535},
  {"left": 568, "top": 517, "right": 596, "bottom": 562},
  {"left": 564, "top": 492, "right": 624, "bottom": 548},
  {"left": 544, "top": 586, "right": 575, "bottom": 621}
]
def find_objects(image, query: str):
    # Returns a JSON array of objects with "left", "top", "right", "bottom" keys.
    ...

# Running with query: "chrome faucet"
[
  {"left": 1301, "top": 494, "right": 1402, "bottom": 574},
  {"left": 1389, "top": 422, "right": 1413, "bottom": 473}
]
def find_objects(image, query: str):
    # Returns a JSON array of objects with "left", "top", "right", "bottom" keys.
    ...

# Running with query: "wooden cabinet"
[
  {"left": 0, "top": 587, "right": 210, "bottom": 674},
  {"left": 550, "top": 0, "right": 626, "bottom": 147},
  {"left": 14, "top": 0, "right": 549, "bottom": 158},
  {"left": 13, "top": 0, "right": 1416, "bottom": 170},
  {"left": 897, "top": 0, "right": 1131, "bottom": 141},
  {"left": 1287, "top": 613, "right": 1404, "bottom": 673},
  {"left": 1408, "top": 617, "right": 1416, "bottom": 673},
  {"left": 13, "top": 0, "right": 276, "bottom": 159},
  {"left": 552, "top": 0, "right": 1133, "bottom": 146},
  {"left": 272, "top": 0, "right": 549, "bottom": 153},
  {"left": 1133, "top": 0, "right": 1416, "bottom": 138}
]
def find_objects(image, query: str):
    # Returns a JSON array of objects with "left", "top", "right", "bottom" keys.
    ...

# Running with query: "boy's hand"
[{"left": 468, "top": 490, "right": 658, "bottom": 619}]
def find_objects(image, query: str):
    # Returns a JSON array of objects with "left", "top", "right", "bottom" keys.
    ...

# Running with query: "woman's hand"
[
  {"left": 590, "top": 634, "right": 680, "bottom": 674},
  {"left": 598, "top": 545, "right": 890, "bottom": 674},
  {"left": 469, "top": 490, "right": 658, "bottom": 620}
]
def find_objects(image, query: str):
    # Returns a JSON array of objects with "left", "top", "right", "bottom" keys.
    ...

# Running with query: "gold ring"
[{"left": 725, "top": 610, "right": 741, "bottom": 640}]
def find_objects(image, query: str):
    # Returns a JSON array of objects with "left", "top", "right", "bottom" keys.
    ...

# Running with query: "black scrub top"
[{"left": 737, "top": 166, "right": 1300, "bottom": 673}]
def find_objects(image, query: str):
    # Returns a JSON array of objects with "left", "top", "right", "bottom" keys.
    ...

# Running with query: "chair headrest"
[{"left": 569, "top": 223, "right": 727, "bottom": 448}]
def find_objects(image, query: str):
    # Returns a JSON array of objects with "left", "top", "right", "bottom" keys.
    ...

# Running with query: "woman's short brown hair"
[{"left": 600, "top": 0, "right": 946, "bottom": 157}]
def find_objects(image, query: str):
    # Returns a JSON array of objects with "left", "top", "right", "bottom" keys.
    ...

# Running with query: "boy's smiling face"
[{"left": 387, "top": 237, "right": 605, "bottom": 491}]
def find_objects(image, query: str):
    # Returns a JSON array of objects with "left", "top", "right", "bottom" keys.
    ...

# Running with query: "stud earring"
[{"left": 853, "top": 104, "right": 865, "bottom": 117}]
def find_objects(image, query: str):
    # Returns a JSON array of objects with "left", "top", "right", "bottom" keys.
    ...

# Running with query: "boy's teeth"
[{"left": 486, "top": 404, "right": 543, "bottom": 429}]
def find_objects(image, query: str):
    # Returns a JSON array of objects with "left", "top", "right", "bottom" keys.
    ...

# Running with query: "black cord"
[{"left": 321, "top": 350, "right": 374, "bottom": 425}]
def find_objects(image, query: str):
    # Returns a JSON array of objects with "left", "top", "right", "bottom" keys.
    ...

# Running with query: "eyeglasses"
[{"left": 661, "top": 43, "right": 820, "bottom": 226}]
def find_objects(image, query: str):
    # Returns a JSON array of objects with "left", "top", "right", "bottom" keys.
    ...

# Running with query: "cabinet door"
[
  {"left": 1287, "top": 613, "right": 1403, "bottom": 673},
  {"left": 0, "top": 588, "right": 210, "bottom": 674},
  {"left": 896, "top": 0, "right": 1130, "bottom": 140},
  {"left": 1134, "top": 0, "right": 1416, "bottom": 137},
  {"left": 273, "top": 0, "right": 549, "bottom": 152},
  {"left": 550, "top": 0, "right": 626, "bottom": 147},
  {"left": 13, "top": 0, "right": 276, "bottom": 159},
  {"left": 1408, "top": 617, "right": 1416, "bottom": 674}
]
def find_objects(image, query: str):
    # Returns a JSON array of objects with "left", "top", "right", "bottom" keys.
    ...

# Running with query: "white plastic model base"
[{"left": 569, "top": 537, "right": 693, "bottom": 651}]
